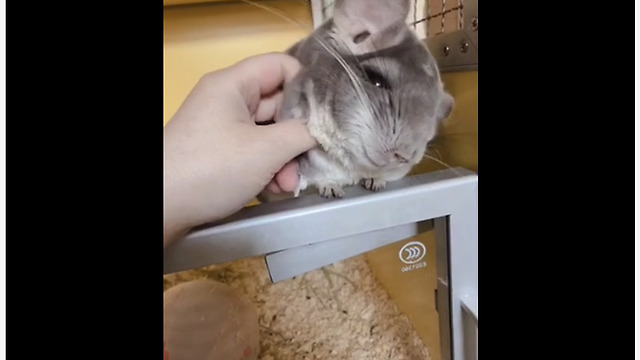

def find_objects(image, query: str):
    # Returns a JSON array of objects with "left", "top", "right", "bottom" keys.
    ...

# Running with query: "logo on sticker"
[{"left": 399, "top": 241, "right": 426, "bottom": 264}]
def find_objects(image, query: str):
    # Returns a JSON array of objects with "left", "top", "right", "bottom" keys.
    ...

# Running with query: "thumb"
[{"left": 254, "top": 120, "right": 317, "bottom": 169}]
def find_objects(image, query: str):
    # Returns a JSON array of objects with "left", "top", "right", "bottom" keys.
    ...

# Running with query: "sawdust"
[{"left": 164, "top": 255, "right": 431, "bottom": 360}]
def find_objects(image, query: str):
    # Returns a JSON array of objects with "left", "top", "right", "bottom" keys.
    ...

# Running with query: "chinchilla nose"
[
  {"left": 393, "top": 152, "right": 410, "bottom": 163},
  {"left": 385, "top": 148, "right": 410, "bottom": 164},
  {"left": 369, "top": 148, "right": 411, "bottom": 168}
]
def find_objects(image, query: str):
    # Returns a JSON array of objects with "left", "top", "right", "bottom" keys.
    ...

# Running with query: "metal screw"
[
  {"left": 470, "top": 17, "right": 478, "bottom": 31},
  {"left": 443, "top": 45, "right": 450, "bottom": 56},
  {"left": 459, "top": 40, "right": 469, "bottom": 53}
]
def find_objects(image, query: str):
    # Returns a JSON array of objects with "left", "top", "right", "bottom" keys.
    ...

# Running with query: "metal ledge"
[
  {"left": 164, "top": 167, "right": 477, "bottom": 275},
  {"left": 461, "top": 294, "right": 478, "bottom": 325},
  {"left": 265, "top": 220, "right": 433, "bottom": 282}
]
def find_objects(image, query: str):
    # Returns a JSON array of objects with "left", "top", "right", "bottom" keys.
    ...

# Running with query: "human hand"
[{"left": 163, "top": 53, "right": 316, "bottom": 247}]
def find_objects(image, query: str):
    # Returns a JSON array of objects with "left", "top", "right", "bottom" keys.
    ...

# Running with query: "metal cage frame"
[
  {"left": 426, "top": 0, "right": 478, "bottom": 72},
  {"left": 164, "top": 168, "right": 478, "bottom": 360}
]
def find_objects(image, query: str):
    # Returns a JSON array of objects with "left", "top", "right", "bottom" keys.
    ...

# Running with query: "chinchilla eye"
[{"left": 363, "top": 67, "right": 390, "bottom": 90}]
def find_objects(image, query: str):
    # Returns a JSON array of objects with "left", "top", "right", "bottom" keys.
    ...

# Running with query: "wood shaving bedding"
[{"left": 164, "top": 255, "right": 431, "bottom": 359}]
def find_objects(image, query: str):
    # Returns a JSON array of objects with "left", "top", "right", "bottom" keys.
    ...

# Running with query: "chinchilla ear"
[{"left": 332, "top": 0, "right": 410, "bottom": 51}]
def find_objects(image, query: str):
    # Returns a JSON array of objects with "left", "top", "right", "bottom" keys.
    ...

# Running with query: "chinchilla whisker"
[
  {"left": 240, "top": 0, "right": 313, "bottom": 29},
  {"left": 426, "top": 144, "right": 443, "bottom": 160},
  {"left": 241, "top": 0, "right": 373, "bottom": 119},
  {"left": 422, "top": 153, "right": 463, "bottom": 176}
]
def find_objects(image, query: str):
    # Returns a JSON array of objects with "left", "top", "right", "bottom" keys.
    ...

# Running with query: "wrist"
[{"left": 163, "top": 150, "right": 196, "bottom": 247}]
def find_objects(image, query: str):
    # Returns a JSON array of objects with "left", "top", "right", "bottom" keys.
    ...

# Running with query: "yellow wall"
[
  {"left": 163, "top": 0, "right": 313, "bottom": 126},
  {"left": 436, "top": 71, "right": 478, "bottom": 173},
  {"left": 409, "top": 71, "right": 478, "bottom": 175}
]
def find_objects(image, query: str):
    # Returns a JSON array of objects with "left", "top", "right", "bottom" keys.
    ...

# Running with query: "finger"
[
  {"left": 252, "top": 120, "right": 317, "bottom": 171},
  {"left": 274, "top": 160, "right": 300, "bottom": 192},
  {"left": 233, "top": 53, "right": 301, "bottom": 96},
  {"left": 227, "top": 53, "right": 301, "bottom": 115},
  {"left": 186, "top": 53, "right": 298, "bottom": 119},
  {"left": 254, "top": 91, "right": 283, "bottom": 123},
  {"left": 266, "top": 180, "right": 282, "bottom": 194}
]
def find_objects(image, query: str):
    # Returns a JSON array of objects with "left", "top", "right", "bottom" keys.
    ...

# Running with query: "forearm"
[
  {"left": 163, "top": 219, "right": 187, "bottom": 249},
  {"left": 163, "top": 135, "right": 236, "bottom": 248},
  {"left": 163, "top": 181, "right": 189, "bottom": 248},
  {"left": 163, "top": 144, "right": 198, "bottom": 248}
]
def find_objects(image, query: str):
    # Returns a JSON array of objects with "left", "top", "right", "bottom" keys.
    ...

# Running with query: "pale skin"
[{"left": 163, "top": 53, "right": 317, "bottom": 247}]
